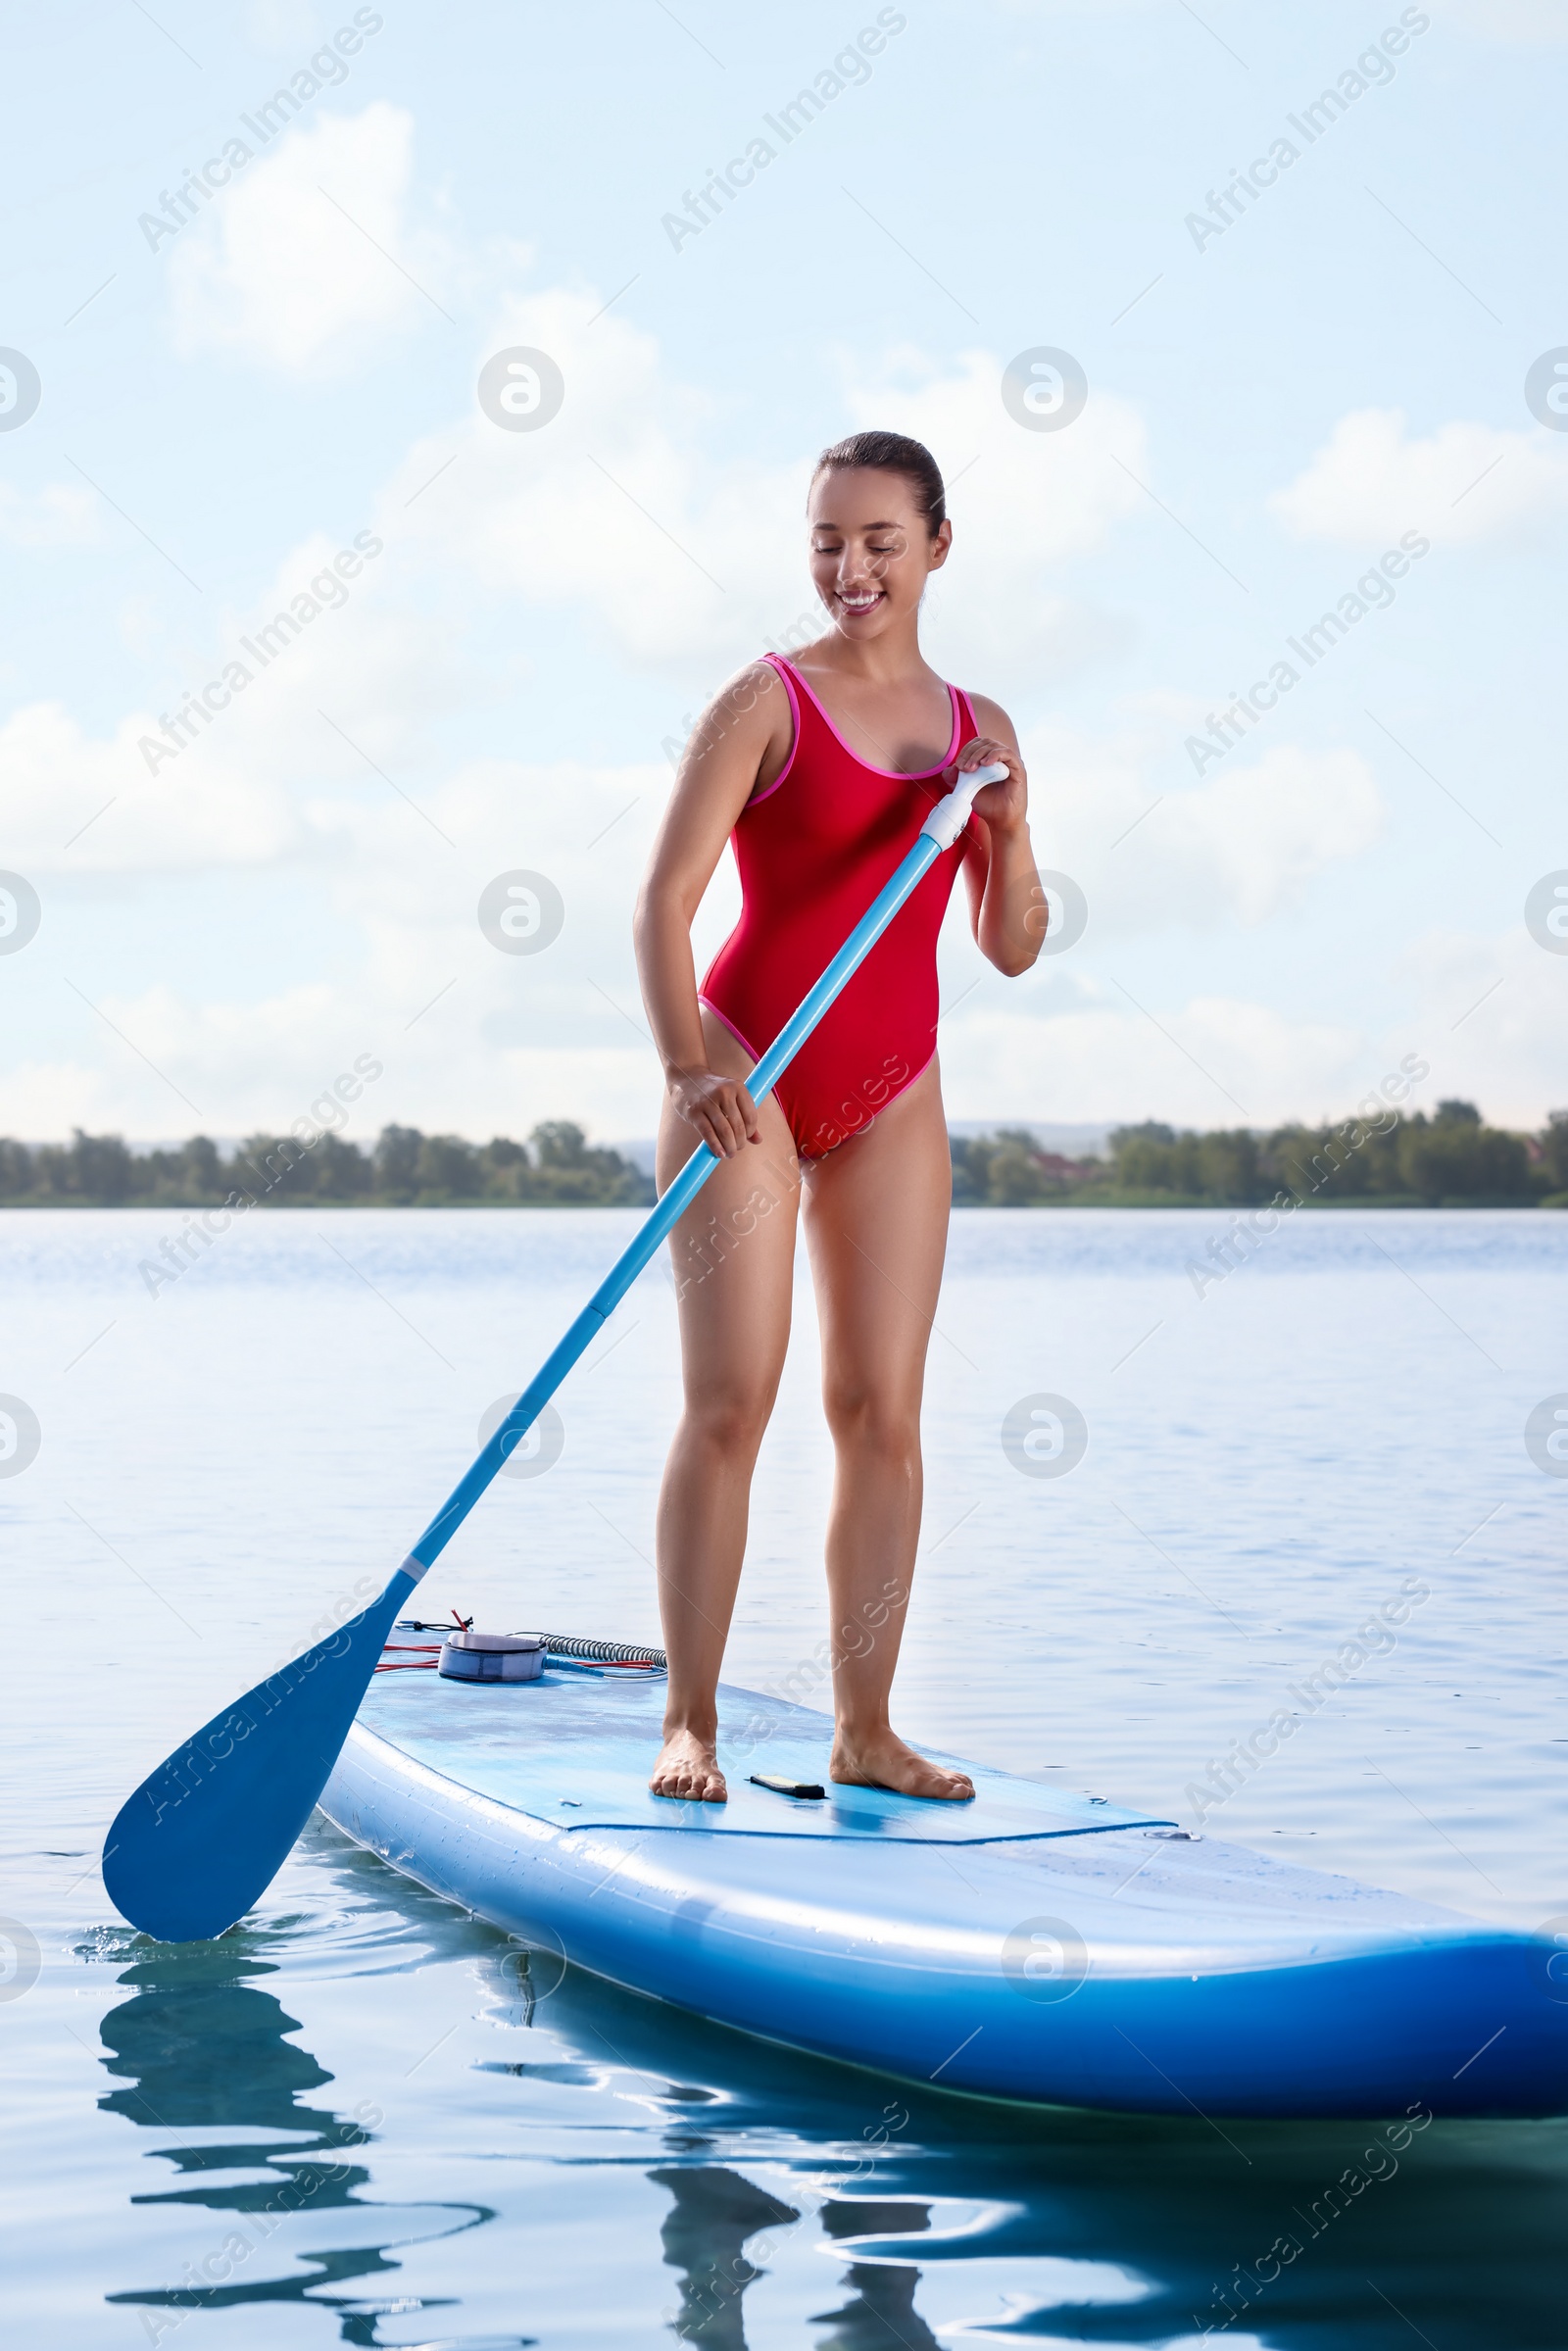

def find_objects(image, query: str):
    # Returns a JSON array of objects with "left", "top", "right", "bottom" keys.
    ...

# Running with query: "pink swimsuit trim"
[
  {"left": 744, "top": 655, "right": 802, "bottom": 807},
  {"left": 774, "top": 656, "right": 963, "bottom": 781}
]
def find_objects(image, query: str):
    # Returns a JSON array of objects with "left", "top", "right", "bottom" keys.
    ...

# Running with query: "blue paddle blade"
[{"left": 101, "top": 1573, "right": 413, "bottom": 1942}]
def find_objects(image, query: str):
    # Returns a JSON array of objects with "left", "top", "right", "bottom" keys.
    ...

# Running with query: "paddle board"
[{"left": 318, "top": 1653, "right": 1568, "bottom": 2118}]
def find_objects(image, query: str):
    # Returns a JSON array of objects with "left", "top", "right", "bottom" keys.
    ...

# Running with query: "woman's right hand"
[{"left": 666, "top": 1066, "right": 761, "bottom": 1158}]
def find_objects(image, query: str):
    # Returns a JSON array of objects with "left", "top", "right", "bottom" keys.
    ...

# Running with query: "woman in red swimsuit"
[{"left": 635, "top": 430, "right": 1046, "bottom": 1804}]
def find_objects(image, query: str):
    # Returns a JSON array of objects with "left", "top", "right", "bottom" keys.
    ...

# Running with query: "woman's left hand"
[{"left": 952, "top": 736, "right": 1027, "bottom": 834}]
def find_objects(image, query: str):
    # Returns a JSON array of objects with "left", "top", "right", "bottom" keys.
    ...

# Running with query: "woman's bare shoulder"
[
  {"left": 688, "top": 658, "right": 793, "bottom": 752},
  {"left": 668, "top": 660, "right": 796, "bottom": 815},
  {"left": 964, "top": 688, "right": 1021, "bottom": 748},
  {"left": 713, "top": 654, "right": 783, "bottom": 704}
]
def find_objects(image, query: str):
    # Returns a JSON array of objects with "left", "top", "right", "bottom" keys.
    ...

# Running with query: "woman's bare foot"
[
  {"left": 830, "top": 1728, "right": 974, "bottom": 1802},
  {"left": 650, "top": 1728, "right": 727, "bottom": 1802}
]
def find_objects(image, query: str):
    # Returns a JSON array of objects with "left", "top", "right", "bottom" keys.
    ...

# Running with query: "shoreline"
[{"left": 2, "top": 1196, "right": 1563, "bottom": 1214}]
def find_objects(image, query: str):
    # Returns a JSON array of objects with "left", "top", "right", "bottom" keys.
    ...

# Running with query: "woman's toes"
[{"left": 650, "top": 1738, "right": 727, "bottom": 1802}]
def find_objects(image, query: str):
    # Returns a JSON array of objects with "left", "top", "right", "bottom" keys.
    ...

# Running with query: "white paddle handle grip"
[{"left": 919, "top": 760, "right": 1009, "bottom": 851}]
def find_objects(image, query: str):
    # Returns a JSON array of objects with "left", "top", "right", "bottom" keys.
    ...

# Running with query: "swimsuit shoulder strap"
[
  {"left": 950, "top": 681, "right": 980, "bottom": 748},
  {"left": 760, "top": 650, "right": 812, "bottom": 721},
  {"left": 742, "top": 652, "right": 807, "bottom": 807}
]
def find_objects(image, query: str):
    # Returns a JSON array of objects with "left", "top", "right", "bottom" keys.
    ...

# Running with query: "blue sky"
[{"left": 3, "top": 0, "right": 1565, "bottom": 1146}]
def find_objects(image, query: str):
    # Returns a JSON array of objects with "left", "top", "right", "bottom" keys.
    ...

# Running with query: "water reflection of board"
[{"left": 319, "top": 1664, "right": 1568, "bottom": 2118}]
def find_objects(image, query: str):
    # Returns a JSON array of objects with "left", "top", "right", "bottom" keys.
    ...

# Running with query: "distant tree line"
[
  {"left": 952, "top": 1102, "right": 1568, "bottom": 1208},
  {"left": 0, "top": 1122, "right": 656, "bottom": 1207},
  {"left": 4, "top": 1102, "right": 1565, "bottom": 1209}
]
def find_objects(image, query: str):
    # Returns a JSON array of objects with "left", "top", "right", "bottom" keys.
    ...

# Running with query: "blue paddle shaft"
[
  {"left": 409, "top": 824, "right": 948, "bottom": 1567},
  {"left": 102, "top": 761, "right": 1004, "bottom": 1940}
]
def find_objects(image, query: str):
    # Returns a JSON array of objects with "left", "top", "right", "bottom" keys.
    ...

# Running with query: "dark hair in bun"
[{"left": 811, "top": 429, "right": 946, "bottom": 535}]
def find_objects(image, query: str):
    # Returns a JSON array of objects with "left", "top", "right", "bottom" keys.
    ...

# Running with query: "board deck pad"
[{"left": 356, "top": 1664, "right": 1170, "bottom": 1842}]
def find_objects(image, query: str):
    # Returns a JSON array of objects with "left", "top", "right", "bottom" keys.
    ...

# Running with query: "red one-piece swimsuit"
[{"left": 700, "top": 652, "right": 980, "bottom": 1160}]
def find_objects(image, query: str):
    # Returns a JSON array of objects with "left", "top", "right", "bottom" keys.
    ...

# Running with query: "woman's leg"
[
  {"left": 651, "top": 1007, "right": 802, "bottom": 1801},
  {"left": 802, "top": 1061, "right": 974, "bottom": 1800}
]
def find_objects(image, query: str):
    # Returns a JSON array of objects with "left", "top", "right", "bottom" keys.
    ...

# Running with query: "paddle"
[{"left": 102, "top": 761, "right": 1009, "bottom": 1940}]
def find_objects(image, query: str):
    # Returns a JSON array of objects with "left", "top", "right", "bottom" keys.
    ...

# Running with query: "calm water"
[{"left": 4, "top": 1206, "right": 1566, "bottom": 2347}]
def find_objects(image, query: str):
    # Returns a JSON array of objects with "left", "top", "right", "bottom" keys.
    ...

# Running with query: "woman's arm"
[
  {"left": 955, "top": 695, "right": 1047, "bottom": 976},
  {"left": 634, "top": 661, "right": 792, "bottom": 1159}
]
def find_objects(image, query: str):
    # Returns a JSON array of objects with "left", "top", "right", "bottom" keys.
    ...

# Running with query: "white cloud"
[
  {"left": 170, "top": 103, "right": 456, "bottom": 374},
  {"left": 15, "top": 740, "right": 1557, "bottom": 1139},
  {"left": 391, "top": 299, "right": 1147, "bottom": 691},
  {"left": 19, "top": 285, "right": 1146, "bottom": 913},
  {"left": 1269, "top": 408, "right": 1568, "bottom": 547},
  {"left": 1017, "top": 729, "right": 1383, "bottom": 935},
  {"left": 75, "top": 982, "right": 347, "bottom": 1123},
  {"left": 37, "top": 930, "right": 1556, "bottom": 1143},
  {"left": 845, "top": 345, "right": 1148, "bottom": 676},
  {"left": 6, "top": 275, "right": 1502, "bottom": 1143},
  {"left": 16, "top": 752, "right": 686, "bottom": 1144},
  {"left": 393, "top": 288, "right": 795, "bottom": 673},
  {"left": 1396, "top": 920, "right": 1568, "bottom": 1125},
  {"left": 23, "top": 715, "right": 1383, "bottom": 1140},
  {"left": 925, "top": 735, "right": 1391, "bottom": 1128},
  {"left": 7, "top": 522, "right": 466, "bottom": 878},
  {"left": 1429, "top": 0, "right": 1568, "bottom": 38},
  {"left": 2, "top": 1056, "right": 137, "bottom": 1145},
  {"left": 0, "top": 700, "right": 300, "bottom": 874},
  {"left": 0, "top": 482, "right": 98, "bottom": 547},
  {"left": 6, "top": 473, "right": 1383, "bottom": 1141},
  {"left": 936, "top": 991, "right": 1363, "bottom": 1129}
]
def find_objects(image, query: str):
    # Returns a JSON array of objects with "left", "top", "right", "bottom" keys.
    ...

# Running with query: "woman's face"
[{"left": 807, "top": 466, "right": 950, "bottom": 641}]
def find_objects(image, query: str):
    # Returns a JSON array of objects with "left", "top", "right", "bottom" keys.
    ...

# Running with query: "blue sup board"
[{"left": 319, "top": 1655, "right": 1568, "bottom": 2118}]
